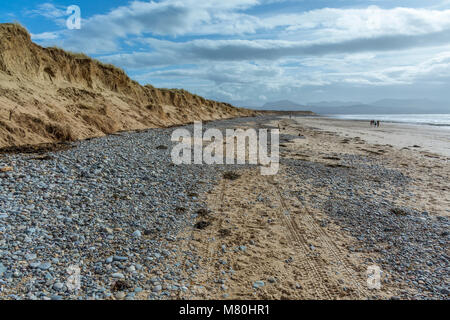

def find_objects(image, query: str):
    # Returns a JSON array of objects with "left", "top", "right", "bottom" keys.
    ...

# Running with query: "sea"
[{"left": 324, "top": 114, "right": 450, "bottom": 128}]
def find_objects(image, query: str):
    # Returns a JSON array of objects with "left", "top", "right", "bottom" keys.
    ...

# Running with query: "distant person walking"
[{"left": 376, "top": 120, "right": 380, "bottom": 127}]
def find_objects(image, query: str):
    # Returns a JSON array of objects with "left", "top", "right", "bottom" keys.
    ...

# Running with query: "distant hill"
[
  {"left": 261, "top": 100, "right": 308, "bottom": 110},
  {"left": 308, "top": 101, "right": 362, "bottom": 108},
  {"left": 309, "top": 99, "right": 449, "bottom": 114},
  {"left": 258, "top": 110, "right": 316, "bottom": 116},
  {"left": 261, "top": 99, "right": 450, "bottom": 114}
]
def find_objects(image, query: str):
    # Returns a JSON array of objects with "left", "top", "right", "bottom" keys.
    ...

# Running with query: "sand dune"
[{"left": 0, "top": 23, "right": 255, "bottom": 148}]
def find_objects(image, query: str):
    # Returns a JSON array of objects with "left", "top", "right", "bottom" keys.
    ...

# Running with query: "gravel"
[
  {"left": 1, "top": 116, "right": 447, "bottom": 300},
  {"left": 283, "top": 153, "right": 449, "bottom": 300},
  {"left": 0, "top": 117, "right": 259, "bottom": 300}
]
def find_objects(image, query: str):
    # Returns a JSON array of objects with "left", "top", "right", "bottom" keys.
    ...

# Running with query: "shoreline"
[
  {"left": 316, "top": 114, "right": 450, "bottom": 128},
  {"left": 292, "top": 116, "right": 450, "bottom": 158},
  {"left": 322, "top": 117, "right": 450, "bottom": 128}
]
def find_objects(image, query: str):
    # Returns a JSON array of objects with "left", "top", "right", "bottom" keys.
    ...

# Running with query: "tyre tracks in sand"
[{"left": 181, "top": 167, "right": 377, "bottom": 300}]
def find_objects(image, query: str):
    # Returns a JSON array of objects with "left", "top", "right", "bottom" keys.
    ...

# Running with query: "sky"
[{"left": 2, "top": 0, "right": 450, "bottom": 107}]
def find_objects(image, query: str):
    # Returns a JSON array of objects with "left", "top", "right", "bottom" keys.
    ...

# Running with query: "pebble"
[
  {"left": 53, "top": 282, "right": 64, "bottom": 291},
  {"left": 25, "top": 254, "right": 37, "bottom": 261},
  {"left": 38, "top": 262, "right": 52, "bottom": 270},
  {"left": 253, "top": 281, "right": 265, "bottom": 289},
  {"left": 0, "top": 263, "right": 6, "bottom": 276},
  {"left": 115, "top": 292, "right": 126, "bottom": 300},
  {"left": 113, "top": 256, "right": 128, "bottom": 262},
  {"left": 132, "top": 230, "right": 142, "bottom": 238},
  {"left": 152, "top": 285, "right": 162, "bottom": 293}
]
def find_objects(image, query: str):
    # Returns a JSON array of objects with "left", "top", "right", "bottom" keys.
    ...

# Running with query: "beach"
[
  {"left": 1, "top": 3, "right": 450, "bottom": 305},
  {"left": 0, "top": 115, "right": 448, "bottom": 300},
  {"left": 297, "top": 116, "right": 450, "bottom": 157},
  {"left": 174, "top": 116, "right": 449, "bottom": 300}
]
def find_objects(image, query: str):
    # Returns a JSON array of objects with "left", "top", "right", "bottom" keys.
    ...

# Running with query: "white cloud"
[
  {"left": 27, "top": 1, "right": 450, "bottom": 104},
  {"left": 277, "top": 6, "right": 450, "bottom": 38},
  {"left": 26, "top": 3, "right": 66, "bottom": 19},
  {"left": 99, "top": 29, "right": 450, "bottom": 69},
  {"left": 31, "top": 31, "right": 60, "bottom": 40}
]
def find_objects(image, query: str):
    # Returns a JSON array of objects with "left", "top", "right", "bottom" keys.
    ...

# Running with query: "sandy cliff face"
[{"left": 0, "top": 23, "right": 255, "bottom": 147}]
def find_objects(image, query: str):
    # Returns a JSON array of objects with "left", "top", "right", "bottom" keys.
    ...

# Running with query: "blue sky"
[{"left": 2, "top": 0, "right": 450, "bottom": 107}]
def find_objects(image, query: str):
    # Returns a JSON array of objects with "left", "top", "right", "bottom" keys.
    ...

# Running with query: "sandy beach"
[
  {"left": 2, "top": 1, "right": 449, "bottom": 306},
  {"left": 296, "top": 117, "right": 450, "bottom": 157},
  {"left": 172, "top": 116, "right": 449, "bottom": 300},
  {"left": 0, "top": 115, "right": 448, "bottom": 300}
]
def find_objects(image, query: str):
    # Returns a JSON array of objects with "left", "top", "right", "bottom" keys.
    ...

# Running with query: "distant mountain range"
[
  {"left": 260, "top": 99, "right": 450, "bottom": 114},
  {"left": 261, "top": 100, "right": 305, "bottom": 109}
]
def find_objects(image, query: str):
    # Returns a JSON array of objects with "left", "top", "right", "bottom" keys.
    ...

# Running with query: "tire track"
[
  {"left": 296, "top": 197, "right": 368, "bottom": 298},
  {"left": 271, "top": 172, "right": 368, "bottom": 299},
  {"left": 176, "top": 178, "right": 227, "bottom": 299},
  {"left": 266, "top": 175, "right": 334, "bottom": 299}
]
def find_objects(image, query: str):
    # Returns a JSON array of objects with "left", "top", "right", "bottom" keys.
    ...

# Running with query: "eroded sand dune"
[{"left": 0, "top": 23, "right": 255, "bottom": 148}]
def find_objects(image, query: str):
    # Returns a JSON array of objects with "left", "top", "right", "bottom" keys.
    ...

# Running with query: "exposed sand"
[
  {"left": 0, "top": 23, "right": 255, "bottom": 148},
  {"left": 177, "top": 170, "right": 379, "bottom": 300},
  {"left": 296, "top": 117, "right": 450, "bottom": 157},
  {"left": 283, "top": 117, "right": 450, "bottom": 218},
  {"left": 2, "top": 115, "right": 444, "bottom": 300},
  {"left": 167, "top": 116, "right": 449, "bottom": 300}
]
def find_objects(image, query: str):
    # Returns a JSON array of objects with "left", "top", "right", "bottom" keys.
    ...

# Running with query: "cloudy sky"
[{"left": 2, "top": 0, "right": 450, "bottom": 107}]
